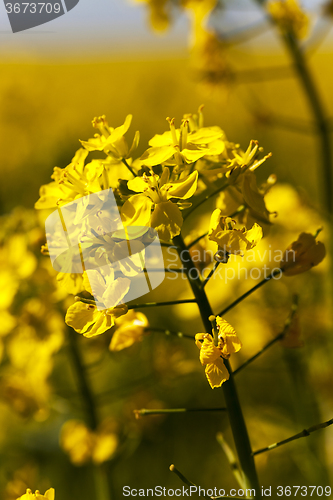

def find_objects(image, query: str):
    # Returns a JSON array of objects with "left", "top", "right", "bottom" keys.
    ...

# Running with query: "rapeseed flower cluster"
[{"left": 34, "top": 109, "right": 326, "bottom": 382}]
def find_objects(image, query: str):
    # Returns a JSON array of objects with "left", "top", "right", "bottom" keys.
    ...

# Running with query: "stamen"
[
  {"left": 181, "top": 119, "right": 189, "bottom": 150},
  {"left": 198, "top": 104, "right": 204, "bottom": 128},
  {"left": 166, "top": 117, "right": 179, "bottom": 147},
  {"left": 92, "top": 115, "right": 110, "bottom": 137}
]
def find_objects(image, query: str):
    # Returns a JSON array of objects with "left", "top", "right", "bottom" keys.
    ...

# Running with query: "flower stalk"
[{"left": 173, "top": 234, "right": 261, "bottom": 497}]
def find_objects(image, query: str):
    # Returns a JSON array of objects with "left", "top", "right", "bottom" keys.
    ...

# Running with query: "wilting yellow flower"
[
  {"left": 195, "top": 316, "right": 241, "bottom": 388},
  {"left": 60, "top": 420, "right": 118, "bottom": 466},
  {"left": 209, "top": 210, "right": 263, "bottom": 258},
  {"left": 121, "top": 167, "right": 198, "bottom": 240},
  {"left": 110, "top": 310, "right": 149, "bottom": 351},
  {"left": 268, "top": 0, "right": 310, "bottom": 39},
  {"left": 217, "top": 173, "right": 277, "bottom": 228},
  {"left": 65, "top": 301, "right": 128, "bottom": 338},
  {"left": 16, "top": 488, "right": 54, "bottom": 500},
  {"left": 80, "top": 115, "right": 139, "bottom": 160},
  {"left": 141, "top": 115, "right": 224, "bottom": 168},
  {"left": 280, "top": 232, "right": 326, "bottom": 276}
]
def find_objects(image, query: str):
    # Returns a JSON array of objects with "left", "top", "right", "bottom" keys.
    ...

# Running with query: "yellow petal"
[
  {"left": 110, "top": 311, "right": 148, "bottom": 351},
  {"left": 205, "top": 358, "right": 229, "bottom": 389},
  {"left": 216, "top": 316, "right": 242, "bottom": 356},
  {"left": 150, "top": 201, "right": 183, "bottom": 240},
  {"left": 164, "top": 171, "right": 198, "bottom": 200},
  {"left": 140, "top": 145, "right": 177, "bottom": 166},
  {"left": 199, "top": 336, "right": 221, "bottom": 365},
  {"left": 65, "top": 302, "right": 99, "bottom": 334},
  {"left": 127, "top": 176, "right": 150, "bottom": 193},
  {"left": 121, "top": 194, "right": 153, "bottom": 227},
  {"left": 244, "top": 223, "right": 263, "bottom": 250},
  {"left": 188, "top": 126, "right": 223, "bottom": 144},
  {"left": 181, "top": 148, "right": 211, "bottom": 163}
]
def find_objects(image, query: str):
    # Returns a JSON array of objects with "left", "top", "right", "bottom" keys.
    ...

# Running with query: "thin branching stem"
[
  {"left": 284, "top": 33, "right": 333, "bottom": 214},
  {"left": 218, "top": 268, "right": 283, "bottom": 317},
  {"left": 169, "top": 465, "right": 212, "bottom": 500},
  {"left": 145, "top": 326, "right": 194, "bottom": 340},
  {"left": 135, "top": 407, "right": 227, "bottom": 417},
  {"left": 183, "top": 181, "right": 229, "bottom": 221},
  {"left": 252, "top": 418, "right": 333, "bottom": 456},
  {"left": 233, "top": 332, "right": 285, "bottom": 376},
  {"left": 202, "top": 262, "right": 221, "bottom": 288},
  {"left": 121, "top": 158, "right": 136, "bottom": 177},
  {"left": 67, "top": 327, "right": 112, "bottom": 500},
  {"left": 68, "top": 327, "right": 98, "bottom": 429},
  {"left": 173, "top": 234, "right": 261, "bottom": 497},
  {"left": 254, "top": 0, "right": 333, "bottom": 214},
  {"left": 128, "top": 299, "right": 197, "bottom": 309},
  {"left": 234, "top": 296, "right": 298, "bottom": 375}
]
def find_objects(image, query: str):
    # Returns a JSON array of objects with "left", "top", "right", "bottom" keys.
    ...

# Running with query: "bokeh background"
[{"left": 0, "top": 0, "right": 332, "bottom": 498}]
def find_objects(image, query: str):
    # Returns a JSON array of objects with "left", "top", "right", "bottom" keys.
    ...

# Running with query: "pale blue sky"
[{"left": 0, "top": 0, "right": 329, "bottom": 60}]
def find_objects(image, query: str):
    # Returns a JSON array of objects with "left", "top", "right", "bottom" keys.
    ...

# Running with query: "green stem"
[
  {"left": 253, "top": 417, "right": 333, "bottom": 456},
  {"left": 183, "top": 181, "right": 229, "bottom": 221},
  {"left": 202, "top": 262, "right": 220, "bottom": 288},
  {"left": 218, "top": 268, "right": 283, "bottom": 317},
  {"left": 233, "top": 332, "right": 284, "bottom": 376},
  {"left": 283, "top": 32, "right": 333, "bottom": 214},
  {"left": 127, "top": 299, "right": 197, "bottom": 309},
  {"left": 135, "top": 407, "right": 227, "bottom": 417},
  {"left": 173, "top": 235, "right": 261, "bottom": 497},
  {"left": 67, "top": 327, "right": 111, "bottom": 500},
  {"left": 68, "top": 327, "right": 98, "bottom": 429},
  {"left": 169, "top": 465, "right": 211, "bottom": 500},
  {"left": 146, "top": 327, "right": 194, "bottom": 340},
  {"left": 121, "top": 158, "right": 136, "bottom": 177},
  {"left": 254, "top": 0, "right": 333, "bottom": 214}
]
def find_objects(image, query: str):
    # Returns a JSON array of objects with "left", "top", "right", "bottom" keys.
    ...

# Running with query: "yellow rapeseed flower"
[
  {"left": 80, "top": 115, "right": 139, "bottom": 160},
  {"left": 16, "top": 488, "right": 55, "bottom": 500},
  {"left": 141, "top": 114, "right": 225, "bottom": 168},
  {"left": 121, "top": 167, "right": 198, "bottom": 240},
  {"left": 209, "top": 210, "right": 263, "bottom": 259},
  {"left": 195, "top": 316, "right": 241, "bottom": 388},
  {"left": 268, "top": 0, "right": 310, "bottom": 39}
]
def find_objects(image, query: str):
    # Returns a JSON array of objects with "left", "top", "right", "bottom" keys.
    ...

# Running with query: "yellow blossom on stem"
[
  {"left": 121, "top": 167, "right": 198, "bottom": 240},
  {"left": 65, "top": 301, "right": 128, "bottom": 338},
  {"left": 16, "top": 488, "right": 55, "bottom": 500},
  {"left": 268, "top": 0, "right": 310, "bottom": 39},
  {"left": 140, "top": 114, "right": 225, "bottom": 168},
  {"left": 280, "top": 232, "right": 326, "bottom": 276},
  {"left": 209, "top": 209, "right": 263, "bottom": 258},
  {"left": 35, "top": 149, "right": 104, "bottom": 209},
  {"left": 195, "top": 316, "right": 242, "bottom": 388},
  {"left": 80, "top": 115, "right": 139, "bottom": 160}
]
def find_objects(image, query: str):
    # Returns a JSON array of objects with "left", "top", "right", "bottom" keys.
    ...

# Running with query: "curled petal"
[{"left": 205, "top": 358, "right": 230, "bottom": 388}]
